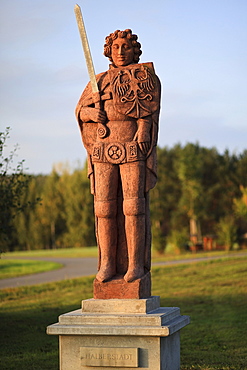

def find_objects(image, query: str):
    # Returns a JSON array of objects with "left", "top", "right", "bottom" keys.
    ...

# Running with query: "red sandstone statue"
[{"left": 76, "top": 29, "right": 161, "bottom": 285}]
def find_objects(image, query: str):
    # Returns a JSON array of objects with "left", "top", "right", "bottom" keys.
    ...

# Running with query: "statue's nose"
[{"left": 118, "top": 46, "right": 124, "bottom": 55}]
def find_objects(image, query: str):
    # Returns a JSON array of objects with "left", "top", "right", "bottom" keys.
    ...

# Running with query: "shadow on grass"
[{"left": 0, "top": 277, "right": 94, "bottom": 370}]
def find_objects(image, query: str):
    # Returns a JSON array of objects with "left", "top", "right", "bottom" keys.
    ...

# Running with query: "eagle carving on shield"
[{"left": 109, "top": 63, "right": 159, "bottom": 119}]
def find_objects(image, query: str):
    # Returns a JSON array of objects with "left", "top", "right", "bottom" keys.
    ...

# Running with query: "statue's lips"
[{"left": 115, "top": 57, "right": 129, "bottom": 65}]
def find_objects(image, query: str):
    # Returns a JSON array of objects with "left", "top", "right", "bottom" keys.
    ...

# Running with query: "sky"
[{"left": 0, "top": 0, "right": 246, "bottom": 175}]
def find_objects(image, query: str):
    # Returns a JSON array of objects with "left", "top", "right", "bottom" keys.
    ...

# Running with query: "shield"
[{"left": 108, "top": 62, "right": 160, "bottom": 119}]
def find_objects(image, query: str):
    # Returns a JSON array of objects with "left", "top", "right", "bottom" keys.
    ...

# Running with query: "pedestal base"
[
  {"left": 47, "top": 296, "right": 190, "bottom": 370},
  {"left": 93, "top": 272, "right": 151, "bottom": 299}
]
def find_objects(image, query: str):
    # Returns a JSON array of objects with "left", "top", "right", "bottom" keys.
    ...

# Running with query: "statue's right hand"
[
  {"left": 92, "top": 108, "right": 107, "bottom": 124},
  {"left": 79, "top": 107, "right": 106, "bottom": 124}
]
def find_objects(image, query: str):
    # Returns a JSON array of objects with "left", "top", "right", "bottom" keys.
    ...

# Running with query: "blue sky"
[{"left": 0, "top": 0, "right": 246, "bottom": 174}]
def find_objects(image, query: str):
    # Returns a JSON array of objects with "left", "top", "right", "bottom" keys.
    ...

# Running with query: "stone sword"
[{"left": 74, "top": 4, "right": 107, "bottom": 138}]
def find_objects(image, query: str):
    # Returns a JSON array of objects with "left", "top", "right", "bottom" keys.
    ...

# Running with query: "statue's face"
[{"left": 111, "top": 37, "right": 134, "bottom": 67}]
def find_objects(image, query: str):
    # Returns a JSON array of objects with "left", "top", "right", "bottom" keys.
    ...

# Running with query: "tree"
[
  {"left": 61, "top": 164, "right": 95, "bottom": 247},
  {"left": 150, "top": 145, "right": 182, "bottom": 253},
  {"left": 0, "top": 127, "right": 38, "bottom": 252},
  {"left": 12, "top": 176, "right": 45, "bottom": 250},
  {"left": 175, "top": 143, "right": 204, "bottom": 247},
  {"left": 234, "top": 186, "right": 247, "bottom": 248},
  {"left": 217, "top": 216, "right": 238, "bottom": 251},
  {"left": 234, "top": 186, "right": 247, "bottom": 220},
  {"left": 150, "top": 144, "right": 247, "bottom": 253},
  {"left": 37, "top": 169, "right": 66, "bottom": 249}
]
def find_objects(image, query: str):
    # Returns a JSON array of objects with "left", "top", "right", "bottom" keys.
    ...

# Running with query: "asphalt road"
[
  {"left": 1, "top": 252, "right": 247, "bottom": 289},
  {"left": 0, "top": 257, "right": 98, "bottom": 289}
]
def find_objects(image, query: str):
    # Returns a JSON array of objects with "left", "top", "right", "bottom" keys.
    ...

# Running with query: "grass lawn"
[
  {"left": 3, "top": 247, "right": 99, "bottom": 259},
  {"left": 3, "top": 246, "right": 245, "bottom": 262},
  {"left": 0, "top": 257, "right": 246, "bottom": 369},
  {"left": 0, "top": 259, "right": 63, "bottom": 279}
]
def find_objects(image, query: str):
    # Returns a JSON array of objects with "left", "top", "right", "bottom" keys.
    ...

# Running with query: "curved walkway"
[
  {"left": 1, "top": 252, "right": 246, "bottom": 289},
  {"left": 0, "top": 257, "right": 98, "bottom": 289}
]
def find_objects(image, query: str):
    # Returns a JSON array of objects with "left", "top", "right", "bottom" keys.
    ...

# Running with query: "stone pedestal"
[
  {"left": 94, "top": 272, "right": 151, "bottom": 299},
  {"left": 47, "top": 296, "right": 190, "bottom": 370}
]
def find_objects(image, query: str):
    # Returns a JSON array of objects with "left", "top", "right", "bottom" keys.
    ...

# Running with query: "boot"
[
  {"left": 96, "top": 216, "right": 117, "bottom": 282},
  {"left": 124, "top": 214, "right": 145, "bottom": 282}
]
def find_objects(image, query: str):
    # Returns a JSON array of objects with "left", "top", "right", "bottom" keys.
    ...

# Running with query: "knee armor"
[
  {"left": 94, "top": 199, "right": 117, "bottom": 218},
  {"left": 123, "top": 198, "right": 145, "bottom": 216}
]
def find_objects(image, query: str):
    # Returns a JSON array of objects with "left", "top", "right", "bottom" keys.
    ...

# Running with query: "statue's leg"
[
  {"left": 94, "top": 163, "right": 118, "bottom": 282},
  {"left": 121, "top": 161, "right": 146, "bottom": 283}
]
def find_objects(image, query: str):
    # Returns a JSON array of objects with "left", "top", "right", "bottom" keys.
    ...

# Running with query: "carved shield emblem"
[{"left": 108, "top": 62, "right": 160, "bottom": 119}]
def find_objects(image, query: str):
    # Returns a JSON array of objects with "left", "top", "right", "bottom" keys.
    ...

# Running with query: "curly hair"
[{"left": 103, "top": 29, "right": 142, "bottom": 63}]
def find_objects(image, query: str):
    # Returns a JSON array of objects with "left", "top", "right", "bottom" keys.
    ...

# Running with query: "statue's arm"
[
  {"left": 134, "top": 116, "right": 152, "bottom": 155},
  {"left": 79, "top": 106, "right": 106, "bottom": 124},
  {"left": 76, "top": 72, "right": 108, "bottom": 124},
  {"left": 134, "top": 73, "right": 161, "bottom": 155}
]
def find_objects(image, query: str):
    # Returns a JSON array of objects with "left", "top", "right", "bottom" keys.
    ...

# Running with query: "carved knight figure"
[{"left": 75, "top": 29, "right": 161, "bottom": 285}]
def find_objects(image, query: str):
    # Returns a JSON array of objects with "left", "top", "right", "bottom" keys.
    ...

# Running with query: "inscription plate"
[{"left": 80, "top": 347, "right": 138, "bottom": 367}]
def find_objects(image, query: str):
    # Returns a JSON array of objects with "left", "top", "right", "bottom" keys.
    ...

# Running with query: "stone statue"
[{"left": 75, "top": 29, "right": 161, "bottom": 291}]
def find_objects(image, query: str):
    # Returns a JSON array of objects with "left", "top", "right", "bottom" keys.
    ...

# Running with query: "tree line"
[
  {"left": 1, "top": 132, "right": 247, "bottom": 253},
  {"left": 151, "top": 144, "right": 247, "bottom": 253}
]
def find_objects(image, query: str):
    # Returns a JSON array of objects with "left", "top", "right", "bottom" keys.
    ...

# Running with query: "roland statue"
[{"left": 75, "top": 28, "right": 161, "bottom": 293}]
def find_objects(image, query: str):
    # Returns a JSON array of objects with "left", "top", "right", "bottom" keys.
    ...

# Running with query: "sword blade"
[{"left": 74, "top": 4, "right": 98, "bottom": 93}]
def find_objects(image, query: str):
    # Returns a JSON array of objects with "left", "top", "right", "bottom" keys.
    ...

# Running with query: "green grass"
[
  {"left": 3, "top": 246, "right": 99, "bottom": 258},
  {"left": 152, "top": 258, "right": 247, "bottom": 369},
  {"left": 0, "top": 257, "right": 247, "bottom": 369},
  {"left": 3, "top": 246, "right": 245, "bottom": 261},
  {"left": 0, "top": 259, "right": 63, "bottom": 279},
  {"left": 152, "top": 249, "right": 247, "bottom": 262}
]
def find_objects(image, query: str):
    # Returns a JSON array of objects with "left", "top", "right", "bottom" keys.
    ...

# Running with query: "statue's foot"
[
  {"left": 96, "top": 266, "right": 115, "bottom": 282},
  {"left": 124, "top": 267, "right": 144, "bottom": 283}
]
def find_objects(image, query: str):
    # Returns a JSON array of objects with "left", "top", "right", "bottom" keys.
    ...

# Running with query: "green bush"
[
  {"left": 166, "top": 227, "right": 190, "bottom": 254},
  {"left": 216, "top": 216, "right": 238, "bottom": 251}
]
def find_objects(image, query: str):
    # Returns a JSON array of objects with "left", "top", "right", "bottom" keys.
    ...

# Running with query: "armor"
[{"left": 76, "top": 61, "right": 161, "bottom": 283}]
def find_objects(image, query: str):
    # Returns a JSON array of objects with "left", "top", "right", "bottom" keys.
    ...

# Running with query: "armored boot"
[
  {"left": 94, "top": 200, "right": 117, "bottom": 282},
  {"left": 123, "top": 198, "right": 146, "bottom": 283}
]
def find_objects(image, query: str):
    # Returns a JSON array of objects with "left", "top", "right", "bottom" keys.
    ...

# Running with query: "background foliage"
[{"left": 1, "top": 128, "right": 247, "bottom": 253}]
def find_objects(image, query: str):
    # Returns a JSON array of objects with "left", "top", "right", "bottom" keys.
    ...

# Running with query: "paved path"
[
  {"left": 0, "top": 257, "right": 98, "bottom": 289},
  {"left": 1, "top": 252, "right": 246, "bottom": 289}
]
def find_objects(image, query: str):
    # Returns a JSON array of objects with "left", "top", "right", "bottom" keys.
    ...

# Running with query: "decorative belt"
[{"left": 91, "top": 141, "right": 145, "bottom": 164}]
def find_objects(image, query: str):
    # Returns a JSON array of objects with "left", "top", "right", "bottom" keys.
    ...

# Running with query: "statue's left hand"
[
  {"left": 138, "top": 141, "right": 151, "bottom": 155},
  {"left": 134, "top": 123, "right": 151, "bottom": 155}
]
